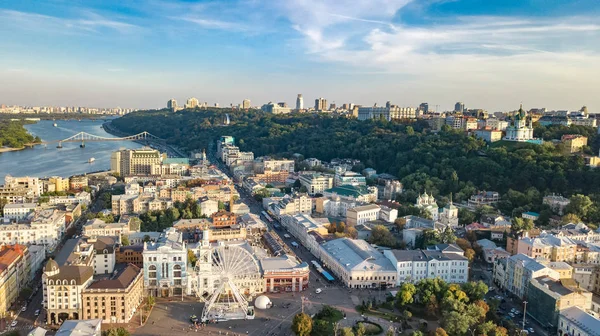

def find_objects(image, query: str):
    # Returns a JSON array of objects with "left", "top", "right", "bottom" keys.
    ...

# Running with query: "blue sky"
[{"left": 1, "top": 0, "right": 599, "bottom": 112}]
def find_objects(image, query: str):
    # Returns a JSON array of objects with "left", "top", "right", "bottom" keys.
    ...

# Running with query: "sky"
[{"left": 1, "top": 0, "right": 600, "bottom": 112}]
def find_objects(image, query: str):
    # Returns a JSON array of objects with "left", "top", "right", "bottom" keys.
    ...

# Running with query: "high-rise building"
[
  {"left": 110, "top": 148, "right": 165, "bottom": 177},
  {"left": 419, "top": 103, "right": 429, "bottom": 113},
  {"left": 186, "top": 97, "right": 199, "bottom": 109},
  {"left": 167, "top": 99, "right": 178, "bottom": 112},
  {"left": 296, "top": 94, "right": 303, "bottom": 110},
  {"left": 242, "top": 99, "right": 251, "bottom": 109},
  {"left": 329, "top": 103, "right": 336, "bottom": 110},
  {"left": 454, "top": 102, "right": 465, "bottom": 113},
  {"left": 314, "top": 98, "right": 327, "bottom": 111}
]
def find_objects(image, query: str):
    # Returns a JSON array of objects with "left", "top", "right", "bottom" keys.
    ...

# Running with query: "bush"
[{"left": 355, "top": 321, "right": 384, "bottom": 336}]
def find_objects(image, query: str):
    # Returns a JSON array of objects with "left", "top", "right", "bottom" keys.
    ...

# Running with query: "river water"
[{"left": 0, "top": 119, "right": 143, "bottom": 181}]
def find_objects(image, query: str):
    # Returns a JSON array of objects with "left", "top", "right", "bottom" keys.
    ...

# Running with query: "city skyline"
[{"left": 1, "top": 0, "right": 600, "bottom": 111}]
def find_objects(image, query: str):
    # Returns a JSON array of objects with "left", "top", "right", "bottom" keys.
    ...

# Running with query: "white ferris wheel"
[{"left": 201, "top": 245, "right": 261, "bottom": 322}]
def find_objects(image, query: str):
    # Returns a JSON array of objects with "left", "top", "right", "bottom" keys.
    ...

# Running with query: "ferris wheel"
[{"left": 201, "top": 245, "right": 261, "bottom": 322}]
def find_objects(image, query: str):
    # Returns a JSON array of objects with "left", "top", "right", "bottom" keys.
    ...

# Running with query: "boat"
[
  {"left": 88, "top": 158, "right": 95, "bottom": 163},
  {"left": 53, "top": 123, "right": 58, "bottom": 127}
]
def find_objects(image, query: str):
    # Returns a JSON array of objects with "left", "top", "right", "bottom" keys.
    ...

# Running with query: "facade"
[
  {"left": 69, "top": 176, "right": 89, "bottom": 190},
  {"left": 346, "top": 204, "right": 381, "bottom": 226},
  {"left": 116, "top": 245, "right": 144, "bottom": 268},
  {"left": 271, "top": 195, "right": 313, "bottom": 218},
  {"left": 357, "top": 105, "right": 416, "bottom": 121},
  {"left": 3, "top": 203, "right": 37, "bottom": 220},
  {"left": 48, "top": 177, "right": 70, "bottom": 192},
  {"left": 498, "top": 253, "right": 560, "bottom": 299},
  {"left": 296, "top": 94, "right": 303, "bottom": 110},
  {"left": 334, "top": 171, "right": 366, "bottom": 187},
  {"left": 517, "top": 233, "right": 578, "bottom": 262},
  {"left": 543, "top": 195, "right": 570, "bottom": 215},
  {"left": 83, "top": 218, "right": 132, "bottom": 238},
  {"left": 527, "top": 276, "right": 591, "bottom": 329},
  {"left": 382, "top": 180, "right": 403, "bottom": 201},
  {"left": 81, "top": 264, "right": 144, "bottom": 324},
  {"left": 261, "top": 255, "right": 310, "bottom": 293},
  {"left": 0, "top": 245, "right": 30, "bottom": 318},
  {"left": 384, "top": 249, "right": 469, "bottom": 285},
  {"left": 562, "top": 135, "right": 588, "bottom": 154},
  {"left": 467, "top": 191, "right": 500, "bottom": 207},
  {"left": 186, "top": 97, "right": 199, "bottom": 109},
  {"left": 142, "top": 228, "right": 187, "bottom": 297},
  {"left": 299, "top": 174, "right": 333, "bottom": 196},
  {"left": 110, "top": 148, "right": 164, "bottom": 177},
  {"left": 314, "top": 196, "right": 357, "bottom": 218},
  {"left": 319, "top": 238, "right": 396, "bottom": 289},
  {"left": 0, "top": 175, "right": 43, "bottom": 203},
  {"left": 558, "top": 306, "right": 600, "bottom": 336},
  {"left": 438, "top": 201, "right": 459, "bottom": 228},
  {"left": 0, "top": 207, "right": 66, "bottom": 252},
  {"left": 200, "top": 199, "right": 219, "bottom": 217},
  {"left": 280, "top": 214, "right": 329, "bottom": 254},
  {"left": 211, "top": 211, "right": 237, "bottom": 228},
  {"left": 415, "top": 192, "right": 438, "bottom": 221},
  {"left": 167, "top": 99, "right": 178, "bottom": 111},
  {"left": 92, "top": 237, "right": 116, "bottom": 275}
]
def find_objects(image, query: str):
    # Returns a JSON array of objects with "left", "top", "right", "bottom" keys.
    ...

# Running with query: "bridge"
[{"left": 43, "top": 131, "right": 165, "bottom": 148}]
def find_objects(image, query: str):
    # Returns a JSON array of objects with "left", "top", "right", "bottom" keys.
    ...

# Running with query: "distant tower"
[
  {"left": 296, "top": 94, "right": 303, "bottom": 110},
  {"left": 314, "top": 98, "right": 327, "bottom": 111},
  {"left": 167, "top": 99, "right": 178, "bottom": 112},
  {"left": 242, "top": 99, "right": 251, "bottom": 109},
  {"left": 419, "top": 103, "right": 429, "bottom": 113},
  {"left": 454, "top": 102, "right": 465, "bottom": 113}
]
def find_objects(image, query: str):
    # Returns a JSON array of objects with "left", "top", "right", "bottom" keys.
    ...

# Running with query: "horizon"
[{"left": 1, "top": 0, "right": 600, "bottom": 112}]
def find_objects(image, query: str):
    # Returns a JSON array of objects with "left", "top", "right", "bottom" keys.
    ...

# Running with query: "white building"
[
  {"left": 200, "top": 199, "right": 219, "bottom": 217},
  {"left": 438, "top": 201, "right": 459, "bottom": 228},
  {"left": 299, "top": 174, "right": 333, "bottom": 196},
  {"left": 415, "top": 192, "right": 438, "bottom": 221},
  {"left": 558, "top": 306, "right": 600, "bottom": 336},
  {"left": 383, "top": 249, "right": 469, "bottom": 285},
  {"left": 142, "top": 228, "right": 188, "bottom": 297},
  {"left": 314, "top": 196, "right": 358, "bottom": 218},
  {"left": 346, "top": 204, "right": 381, "bottom": 226},
  {"left": 334, "top": 171, "right": 366, "bottom": 187},
  {"left": 0, "top": 208, "right": 66, "bottom": 252},
  {"left": 270, "top": 195, "right": 313, "bottom": 218},
  {"left": 379, "top": 206, "right": 398, "bottom": 223},
  {"left": 2, "top": 203, "right": 37, "bottom": 220},
  {"left": 319, "top": 238, "right": 397, "bottom": 289},
  {"left": 280, "top": 214, "right": 329, "bottom": 254},
  {"left": 383, "top": 180, "right": 403, "bottom": 201},
  {"left": 92, "top": 237, "right": 116, "bottom": 275},
  {"left": 83, "top": 218, "right": 134, "bottom": 238},
  {"left": 503, "top": 105, "right": 539, "bottom": 143}
]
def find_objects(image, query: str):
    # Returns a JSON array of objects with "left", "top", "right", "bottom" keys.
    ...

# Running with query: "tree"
[
  {"left": 396, "top": 283, "right": 417, "bottom": 308},
  {"left": 299, "top": 186, "right": 308, "bottom": 193},
  {"left": 218, "top": 200, "right": 226, "bottom": 210},
  {"left": 440, "top": 227, "right": 457, "bottom": 244},
  {"left": 458, "top": 208, "right": 476, "bottom": 226},
  {"left": 336, "top": 221, "right": 346, "bottom": 233},
  {"left": 565, "top": 194, "right": 593, "bottom": 219},
  {"left": 341, "top": 327, "right": 355, "bottom": 336},
  {"left": 120, "top": 234, "right": 130, "bottom": 246},
  {"left": 465, "top": 248, "right": 476, "bottom": 263},
  {"left": 493, "top": 326, "right": 509, "bottom": 336},
  {"left": 103, "top": 328, "right": 130, "bottom": 336},
  {"left": 368, "top": 225, "right": 396, "bottom": 247},
  {"left": 411, "top": 331, "right": 424, "bottom": 336},
  {"left": 431, "top": 328, "right": 448, "bottom": 336},
  {"left": 143, "top": 234, "right": 151, "bottom": 242},
  {"left": 561, "top": 213, "right": 582, "bottom": 225},
  {"left": 455, "top": 238, "right": 472, "bottom": 251},
  {"left": 426, "top": 295, "right": 439, "bottom": 316},
  {"left": 355, "top": 323, "right": 367, "bottom": 336},
  {"left": 291, "top": 313, "right": 312, "bottom": 336},
  {"left": 345, "top": 226, "right": 358, "bottom": 239},
  {"left": 472, "top": 300, "right": 490, "bottom": 320},
  {"left": 462, "top": 281, "right": 488, "bottom": 302},
  {"left": 510, "top": 217, "right": 533, "bottom": 235},
  {"left": 394, "top": 217, "right": 407, "bottom": 231},
  {"left": 441, "top": 311, "right": 471, "bottom": 336},
  {"left": 403, "top": 310, "right": 413, "bottom": 320},
  {"left": 477, "top": 321, "right": 497, "bottom": 336},
  {"left": 188, "top": 249, "right": 198, "bottom": 266},
  {"left": 147, "top": 296, "right": 155, "bottom": 306}
]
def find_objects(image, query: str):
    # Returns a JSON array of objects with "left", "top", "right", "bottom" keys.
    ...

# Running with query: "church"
[{"left": 503, "top": 105, "right": 542, "bottom": 144}]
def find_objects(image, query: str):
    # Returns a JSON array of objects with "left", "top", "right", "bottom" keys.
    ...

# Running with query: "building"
[
  {"left": 517, "top": 233, "right": 578, "bottom": 262},
  {"left": 116, "top": 245, "right": 143, "bottom": 267},
  {"left": 438, "top": 201, "right": 459, "bottom": 228},
  {"left": 315, "top": 98, "right": 328, "bottom": 111},
  {"left": 261, "top": 255, "right": 310, "bottom": 293},
  {"left": 314, "top": 196, "right": 358, "bottom": 218},
  {"left": 527, "top": 276, "right": 592, "bottom": 329},
  {"left": 323, "top": 185, "right": 378, "bottom": 203},
  {"left": 0, "top": 245, "right": 30, "bottom": 318},
  {"left": 357, "top": 105, "right": 416, "bottom": 121},
  {"left": 211, "top": 211, "right": 236, "bottom": 228},
  {"left": 242, "top": 99, "right": 251, "bottom": 109},
  {"left": 55, "top": 319, "right": 102, "bottom": 336},
  {"left": 69, "top": 176, "right": 89, "bottom": 190},
  {"left": 558, "top": 306, "right": 600, "bottom": 336},
  {"left": 299, "top": 174, "right": 333, "bottom": 196},
  {"left": 296, "top": 94, "right": 303, "bottom": 110},
  {"left": 92, "top": 237, "right": 116, "bottom": 275},
  {"left": 81, "top": 264, "right": 144, "bottom": 323},
  {"left": 142, "top": 228, "right": 187, "bottom": 297},
  {"left": 334, "top": 171, "right": 366, "bottom": 187},
  {"left": 454, "top": 102, "right": 465, "bottom": 113},
  {"left": 257, "top": 159, "right": 295, "bottom": 174},
  {"left": 346, "top": 204, "right": 381, "bottom": 226},
  {"left": 3, "top": 203, "right": 37, "bottom": 220},
  {"left": 83, "top": 218, "right": 134, "bottom": 238},
  {"left": 415, "top": 192, "right": 438, "bottom": 221},
  {"left": 0, "top": 175, "right": 43, "bottom": 203},
  {"left": 474, "top": 129, "right": 503, "bottom": 143},
  {"left": 261, "top": 102, "right": 291, "bottom": 114},
  {"left": 467, "top": 191, "right": 500, "bottom": 207},
  {"left": 497, "top": 253, "right": 560, "bottom": 299},
  {"left": 486, "top": 119, "right": 509, "bottom": 131},
  {"left": 167, "top": 99, "right": 177, "bottom": 111},
  {"left": 200, "top": 199, "right": 219, "bottom": 217},
  {"left": 49, "top": 177, "right": 70, "bottom": 192},
  {"left": 542, "top": 261, "right": 573, "bottom": 279},
  {"left": 503, "top": 104, "right": 539, "bottom": 143},
  {"left": 319, "top": 238, "right": 396, "bottom": 289},
  {"left": 0, "top": 207, "right": 67, "bottom": 252},
  {"left": 186, "top": 97, "right": 199, "bottom": 109},
  {"left": 280, "top": 214, "right": 329, "bottom": 255},
  {"left": 270, "top": 195, "right": 313, "bottom": 218},
  {"left": 384, "top": 249, "right": 469, "bottom": 285},
  {"left": 544, "top": 194, "right": 571, "bottom": 215},
  {"left": 522, "top": 211, "right": 540, "bottom": 221},
  {"left": 562, "top": 135, "right": 588, "bottom": 154},
  {"left": 382, "top": 180, "right": 403, "bottom": 201},
  {"left": 110, "top": 148, "right": 164, "bottom": 177}
]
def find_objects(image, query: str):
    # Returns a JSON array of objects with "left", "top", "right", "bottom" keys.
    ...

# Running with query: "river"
[{"left": 0, "top": 119, "right": 143, "bottom": 181}]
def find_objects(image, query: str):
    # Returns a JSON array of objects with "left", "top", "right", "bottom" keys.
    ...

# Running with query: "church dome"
[{"left": 44, "top": 258, "right": 59, "bottom": 273}]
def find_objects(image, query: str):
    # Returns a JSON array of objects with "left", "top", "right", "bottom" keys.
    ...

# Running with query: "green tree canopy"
[{"left": 292, "top": 313, "right": 312, "bottom": 336}]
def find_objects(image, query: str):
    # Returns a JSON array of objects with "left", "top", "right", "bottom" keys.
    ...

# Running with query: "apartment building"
[
  {"left": 81, "top": 264, "right": 144, "bottom": 324},
  {"left": 384, "top": 249, "right": 469, "bottom": 285},
  {"left": 558, "top": 306, "right": 600, "bottom": 336},
  {"left": 0, "top": 207, "right": 66, "bottom": 252},
  {"left": 496, "top": 253, "right": 560, "bottom": 299},
  {"left": 517, "top": 233, "right": 578, "bottom": 262},
  {"left": 334, "top": 171, "right": 366, "bottom": 187},
  {"left": 142, "top": 228, "right": 187, "bottom": 297},
  {"left": 0, "top": 245, "right": 30, "bottom": 317},
  {"left": 110, "top": 148, "right": 164, "bottom": 177},
  {"left": 314, "top": 196, "right": 358, "bottom": 218},
  {"left": 2, "top": 203, "right": 37, "bottom": 220},
  {"left": 346, "top": 204, "right": 381, "bottom": 226},
  {"left": 562, "top": 134, "right": 588, "bottom": 154},
  {"left": 299, "top": 174, "right": 333, "bottom": 196},
  {"left": 270, "top": 195, "right": 313, "bottom": 218}
]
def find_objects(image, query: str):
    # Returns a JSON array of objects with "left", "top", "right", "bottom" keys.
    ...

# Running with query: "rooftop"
[
  {"left": 324, "top": 185, "right": 373, "bottom": 198},
  {"left": 349, "top": 204, "right": 381, "bottom": 212},
  {"left": 86, "top": 264, "right": 141, "bottom": 290},
  {"left": 260, "top": 254, "right": 308, "bottom": 272},
  {"left": 56, "top": 319, "right": 102, "bottom": 336},
  {"left": 560, "top": 307, "right": 600, "bottom": 336},
  {"left": 321, "top": 238, "right": 396, "bottom": 272},
  {"left": 390, "top": 249, "right": 468, "bottom": 262},
  {"left": 3, "top": 203, "right": 37, "bottom": 209}
]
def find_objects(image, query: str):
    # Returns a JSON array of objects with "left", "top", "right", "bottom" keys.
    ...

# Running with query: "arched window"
[
  {"left": 71, "top": 280, "right": 76, "bottom": 285},
  {"left": 173, "top": 264, "right": 182, "bottom": 278},
  {"left": 103, "top": 249, "right": 108, "bottom": 254},
  {"left": 63, "top": 280, "right": 68, "bottom": 285},
  {"left": 48, "top": 280, "right": 53, "bottom": 285},
  {"left": 149, "top": 265, "right": 156, "bottom": 270},
  {"left": 148, "top": 265, "right": 157, "bottom": 278}
]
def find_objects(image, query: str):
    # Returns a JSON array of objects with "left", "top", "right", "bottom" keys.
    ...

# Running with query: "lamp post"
[{"left": 522, "top": 300, "right": 528, "bottom": 333}]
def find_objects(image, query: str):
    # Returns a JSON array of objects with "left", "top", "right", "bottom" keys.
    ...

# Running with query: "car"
[
  {"left": 508, "top": 313, "right": 515, "bottom": 318},
  {"left": 315, "top": 288, "right": 322, "bottom": 294},
  {"left": 190, "top": 315, "right": 199, "bottom": 323},
  {"left": 10, "top": 321, "right": 17, "bottom": 327},
  {"left": 21, "top": 306, "right": 26, "bottom": 312},
  {"left": 35, "top": 309, "right": 40, "bottom": 316},
  {"left": 528, "top": 328, "right": 534, "bottom": 333}
]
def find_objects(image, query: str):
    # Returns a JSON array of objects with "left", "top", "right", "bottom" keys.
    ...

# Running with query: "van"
[
  {"left": 283, "top": 234, "right": 291, "bottom": 239},
  {"left": 291, "top": 242, "right": 299, "bottom": 247}
]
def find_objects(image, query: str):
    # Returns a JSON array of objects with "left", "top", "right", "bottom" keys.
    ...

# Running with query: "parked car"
[
  {"left": 10, "top": 321, "right": 17, "bottom": 327},
  {"left": 315, "top": 288, "right": 322, "bottom": 294},
  {"left": 34, "top": 309, "right": 40, "bottom": 316},
  {"left": 21, "top": 306, "right": 26, "bottom": 312},
  {"left": 528, "top": 328, "right": 535, "bottom": 333}
]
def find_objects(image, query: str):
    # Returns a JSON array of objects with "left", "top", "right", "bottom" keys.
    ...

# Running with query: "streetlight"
[
  {"left": 467, "top": 327, "right": 476, "bottom": 336},
  {"left": 521, "top": 300, "right": 528, "bottom": 333}
]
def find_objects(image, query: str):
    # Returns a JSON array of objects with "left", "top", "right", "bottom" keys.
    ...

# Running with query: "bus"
[
  {"left": 311, "top": 260, "right": 322, "bottom": 269},
  {"left": 261, "top": 211, "right": 275, "bottom": 225}
]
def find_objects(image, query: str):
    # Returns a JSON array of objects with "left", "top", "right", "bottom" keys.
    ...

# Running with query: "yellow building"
[
  {"left": 543, "top": 261, "right": 573, "bottom": 279},
  {"left": 561, "top": 135, "right": 588, "bottom": 154},
  {"left": 0, "top": 245, "right": 29, "bottom": 318},
  {"left": 49, "top": 176, "right": 70, "bottom": 192}
]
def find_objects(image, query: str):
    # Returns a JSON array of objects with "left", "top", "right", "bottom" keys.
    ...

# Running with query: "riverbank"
[{"left": 0, "top": 143, "right": 39, "bottom": 153}]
